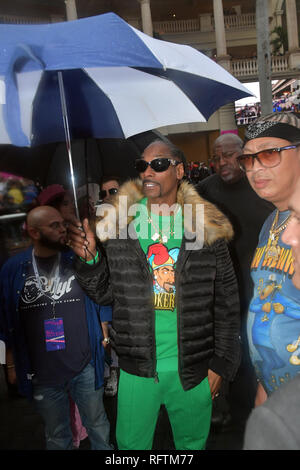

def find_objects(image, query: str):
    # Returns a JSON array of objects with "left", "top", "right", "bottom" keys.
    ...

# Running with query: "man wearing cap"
[
  {"left": 68, "top": 139, "right": 241, "bottom": 450},
  {"left": 242, "top": 179, "right": 300, "bottom": 450},
  {"left": 37, "top": 184, "right": 76, "bottom": 222},
  {"left": 238, "top": 112, "right": 300, "bottom": 407}
]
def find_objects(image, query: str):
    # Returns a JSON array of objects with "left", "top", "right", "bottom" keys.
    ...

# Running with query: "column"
[
  {"left": 286, "top": 0, "right": 299, "bottom": 52},
  {"left": 138, "top": 0, "right": 153, "bottom": 37},
  {"left": 65, "top": 0, "right": 78, "bottom": 21},
  {"left": 213, "top": 0, "right": 236, "bottom": 133},
  {"left": 213, "top": 0, "right": 228, "bottom": 59},
  {"left": 256, "top": 0, "right": 273, "bottom": 115},
  {"left": 285, "top": 0, "right": 300, "bottom": 68},
  {"left": 274, "top": 8, "right": 283, "bottom": 28}
]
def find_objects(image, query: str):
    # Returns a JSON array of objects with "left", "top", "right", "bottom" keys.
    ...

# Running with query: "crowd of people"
[
  {"left": 185, "top": 161, "right": 212, "bottom": 185},
  {"left": 235, "top": 104, "right": 261, "bottom": 126},
  {"left": 0, "top": 176, "right": 39, "bottom": 215},
  {"left": 273, "top": 97, "right": 299, "bottom": 113},
  {"left": 0, "top": 162, "right": 211, "bottom": 259},
  {"left": 1, "top": 111, "right": 300, "bottom": 451},
  {"left": 236, "top": 94, "right": 300, "bottom": 127}
]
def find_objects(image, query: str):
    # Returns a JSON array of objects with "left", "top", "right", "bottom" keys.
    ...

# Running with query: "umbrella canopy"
[
  {"left": 0, "top": 12, "right": 252, "bottom": 148},
  {"left": 0, "top": 130, "right": 169, "bottom": 188}
]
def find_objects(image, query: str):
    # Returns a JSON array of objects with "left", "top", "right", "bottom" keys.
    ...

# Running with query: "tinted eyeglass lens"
[
  {"left": 134, "top": 159, "right": 148, "bottom": 173},
  {"left": 151, "top": 158, "right": 171, "bottom": 172},
  {"left": 108, "top": 188, "right": 118, "bottom": 195},
  {"left": 258, "top": 149, "right": 281, "bottom": 168},
  {"left": 100, "top": 188, "right": 118, "bottom": 199},
  {"left": 239, "top": 155, "right": 254, "bottom": 171}
]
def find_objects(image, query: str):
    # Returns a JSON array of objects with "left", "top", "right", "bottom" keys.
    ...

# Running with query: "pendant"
[
  {"left": 162, "top": 235, "right": 168, "bottom": 244},
  {"left": 261, "top": 313, "right": 269, "bottom": 323},
  {"left": 151, "top": 233, "right": 160, "bottom": 242},
  {"left": 265, "top": 240, "right": 281, "bottom": 264},
  {"left": 289, "top": 355, "right": 300, "bottom": 365},
  {"left": 287, "top": 337, "right": 300, "bottom": 353}
]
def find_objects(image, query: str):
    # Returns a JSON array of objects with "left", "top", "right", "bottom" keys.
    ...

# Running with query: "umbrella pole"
[
  {"left": 84, "top": 139, "right": 91, "bottom": 219},
  {"left": 57, "top": 71, "right": 80, "bottom": 220}
]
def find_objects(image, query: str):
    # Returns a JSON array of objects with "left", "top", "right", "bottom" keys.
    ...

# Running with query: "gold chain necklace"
[
  {"left": 147, "top": 212, "right": 175, "bottom": 244},
  {"left": 265, "top": 210, "right": 291, "bottom": 264}
]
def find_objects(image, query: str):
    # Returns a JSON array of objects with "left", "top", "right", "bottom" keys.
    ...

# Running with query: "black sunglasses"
[
  {"left": 134, "top": 157, "right": 181, "bottom": 173},
  {"left": 99, "top": 188, "right": 118, "bottom": 199}
]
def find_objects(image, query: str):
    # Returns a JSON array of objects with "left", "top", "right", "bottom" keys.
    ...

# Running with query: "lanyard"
[{"left": 32, "top": 250, "right": 61, "bottom": 319}]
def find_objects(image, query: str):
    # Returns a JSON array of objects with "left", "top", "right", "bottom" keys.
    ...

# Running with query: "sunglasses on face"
[
  {"left": 99, "top": 188, "right": 118, "bottom": 199},
  {"left": 237, "top": 143, "right": 300, "bottom": 172},
  {"left": 134, "top": 157, "right": 181, "bottom": 173}
]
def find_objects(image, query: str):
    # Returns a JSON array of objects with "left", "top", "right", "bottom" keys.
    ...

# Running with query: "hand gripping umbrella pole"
[{"left": 58, "top": 71, "right": 80, "bottom": 221}]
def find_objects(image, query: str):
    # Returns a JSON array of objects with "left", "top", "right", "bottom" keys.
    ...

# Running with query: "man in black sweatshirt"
[{"left": 197, "top": 133, "right": 274, "bottom": 432}]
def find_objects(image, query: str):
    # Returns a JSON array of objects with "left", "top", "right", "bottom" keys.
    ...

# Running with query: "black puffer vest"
[{"left": 75, "top": 180, "right": 241, "bottom": 390}]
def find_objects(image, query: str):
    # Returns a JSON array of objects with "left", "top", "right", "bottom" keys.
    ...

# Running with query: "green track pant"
[{"left": 116, "top": 369, "right": 212, "bottom": 450}]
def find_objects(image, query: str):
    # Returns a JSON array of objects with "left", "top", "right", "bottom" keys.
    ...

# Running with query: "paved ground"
[{"left": 0, "top": 366, "right": 245, "bottom": 451}]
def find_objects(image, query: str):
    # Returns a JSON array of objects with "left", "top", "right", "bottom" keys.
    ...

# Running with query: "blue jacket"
[{"left": 0, "top": 247, "right": 111, "bottom": 399}]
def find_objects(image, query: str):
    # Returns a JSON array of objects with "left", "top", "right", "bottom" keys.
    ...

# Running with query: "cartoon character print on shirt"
[
  {"left": 249, "top": 243, "right": 300, "bottom": 394},
  {"left": 146, "top": 243, "right": 180, "bottom": 311}
]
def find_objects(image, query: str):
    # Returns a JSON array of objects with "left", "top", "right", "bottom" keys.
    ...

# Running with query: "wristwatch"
[{"left": 103, "top": 337, "right": 110, "bottom": 344}]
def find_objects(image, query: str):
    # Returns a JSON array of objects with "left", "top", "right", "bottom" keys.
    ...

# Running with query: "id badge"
[{"left": 44, "top": 318, "right": 66, "bottom": 351}]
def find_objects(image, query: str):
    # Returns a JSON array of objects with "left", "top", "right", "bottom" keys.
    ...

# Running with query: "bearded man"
[{"left": 0, "top": 205, "right": 112, "bottom": 450}]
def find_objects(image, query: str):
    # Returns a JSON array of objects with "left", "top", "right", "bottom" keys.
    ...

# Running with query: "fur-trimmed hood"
[{"left": 96, "top": 179, "right": 233, "bottom": 246}]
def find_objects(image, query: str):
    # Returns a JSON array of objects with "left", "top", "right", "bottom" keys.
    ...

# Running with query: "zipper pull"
[{"left": 154, "top": 372, "right": 159, "bottom": 383}]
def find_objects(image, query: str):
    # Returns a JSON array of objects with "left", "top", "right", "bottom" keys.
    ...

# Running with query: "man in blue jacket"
[{"left": 0, "top": 205, "right": 112, "bottom": 450}]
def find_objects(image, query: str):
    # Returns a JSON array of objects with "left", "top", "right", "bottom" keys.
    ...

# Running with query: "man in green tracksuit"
[
  {"left": 68, "top": 140, "right": 240, "bottom": 450},
  {"left": 116, "top": 198, "right": 212, "bottom": 449}
]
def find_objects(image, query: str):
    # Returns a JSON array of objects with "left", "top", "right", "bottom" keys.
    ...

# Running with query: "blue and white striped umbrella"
[{"left": 0, "top": 12, "right": 252, "bottom": 148}]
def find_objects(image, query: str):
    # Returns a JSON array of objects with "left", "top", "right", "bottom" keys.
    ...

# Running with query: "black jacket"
[
  {"left": 75, "top": 180, "right": 241, "bottom": 391},
  {"left": 197, "top": 174, "right": 274, "bottom": 314}
]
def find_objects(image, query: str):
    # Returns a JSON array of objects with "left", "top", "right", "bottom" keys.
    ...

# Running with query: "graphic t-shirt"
[
  {"left": 19, "top": 254, "right": 91, "bottom": 386},
  {"left": 248, "top": 210, "right": 300, "bottom": 395},
  {"left": 134, "top": 198, "right": 183, "bottom": 372}
]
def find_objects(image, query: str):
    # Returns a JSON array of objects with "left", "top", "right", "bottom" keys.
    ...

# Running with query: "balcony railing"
[
  {"left": 231, "top": 56, "right": 289, "bottom": 78},
  {"left": 224, "top": 13, "right": 256, "bottom": 30},
  {"left": 270, "top": 55, "right": 290, "bottom": 73},
  {"left": 0, "top": 14, "right": 48, "bottom": 24},
  {"left": 231, "top": 58, "right": 258, "bottom": 77},
  {"left": 153, "top": 18, "right": 200, "bottom": 34},
  {"left": 153, "top": 13, "right": 256, "bottom": 34}
]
